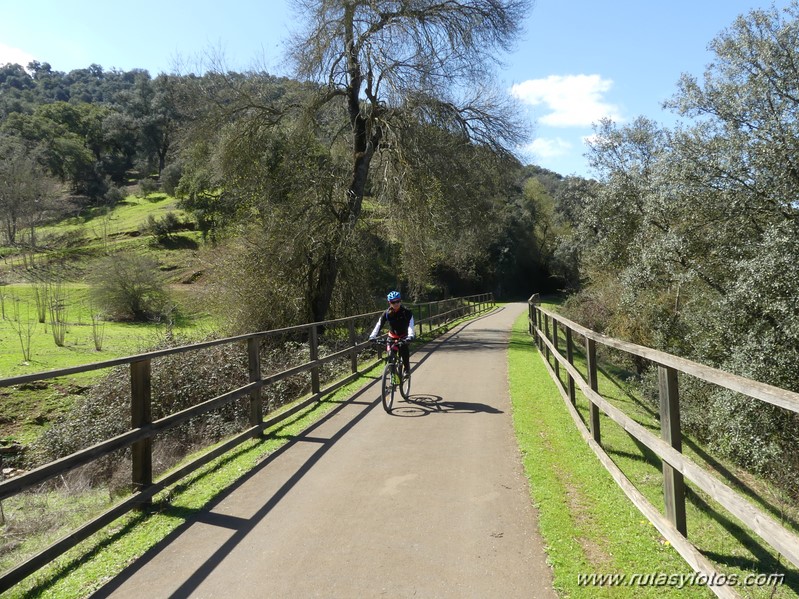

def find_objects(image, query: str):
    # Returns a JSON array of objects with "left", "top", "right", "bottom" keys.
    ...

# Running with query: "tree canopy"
[
  {"left": 0, "top": 64, "right": 184, "bottom": 203},
  {"left": 283, "top": 0, "right": 532, "bottom": 319},
  {"left": 172, "top": 0, "right": 535, "bottom": 322},
  {"left": 0, "top": 0, "right": 572, "bottom": 327}
]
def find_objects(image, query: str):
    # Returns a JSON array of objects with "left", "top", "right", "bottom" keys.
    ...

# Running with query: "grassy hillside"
[{"left": 0, "top": 192, "right": 216, "bottom": 445}]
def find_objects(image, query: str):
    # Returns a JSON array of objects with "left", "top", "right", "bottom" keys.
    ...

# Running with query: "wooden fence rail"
[
  {"left": 0, "top": 293, "right": 494, "bottom": 592},
  {"left": 529, "top": 295, "right": 799, "bottom": 599}
]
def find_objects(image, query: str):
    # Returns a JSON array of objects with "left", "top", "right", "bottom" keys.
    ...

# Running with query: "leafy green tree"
[
  {"left": 111, "top": 70, "right": 169, "bottom": 176},
  {"left": 176, "top": 1, "right": 530, "bottom": 321},
  {"left": 97, "top": 109, "right": 138, "bottom": 184},
  {"left": 549, "top": 175, "right": 599, "bottom": 290},
  {"left": 572, "top": 3, "right": 799, "bottom": 492},
  {"left": 376, "top": 123, "right": 524, "bottom": 297},
  {"left": 27, "top": 61, "right": 69, "bottom": 102},
  {"left": 138, "top": 75, "right": 183, "bottom": 177},
  {"left": 0, "top": 65, "right": 168, "bottom": 196},
  {"left": 175, "top": 134, "right": 242, "bottom": 243},
  {"left": 2, "top": 103, "right": 98, "bottom": 197},
  {"left": 196, "top": 105, "right": 378, "bottom": 328},
  {"left": 0, "top": 63, "right": 34, "bottom": 93}
]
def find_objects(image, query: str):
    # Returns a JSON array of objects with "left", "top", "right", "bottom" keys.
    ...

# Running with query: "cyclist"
[{"left": 369, "top": 290, "right": 415, "bottom": 374}]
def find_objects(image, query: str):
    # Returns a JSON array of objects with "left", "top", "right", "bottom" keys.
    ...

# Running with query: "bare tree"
[
  {"left": 0, "top": 136, "right": 60, "bottom": 247},
  {"left": 8, "top": 295, "right": 35, "bottom": 363}
]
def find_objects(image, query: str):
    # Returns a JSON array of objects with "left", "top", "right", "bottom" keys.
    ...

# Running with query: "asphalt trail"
[{"left": 92, "top": 303, "right": 556, "bottom": 599}]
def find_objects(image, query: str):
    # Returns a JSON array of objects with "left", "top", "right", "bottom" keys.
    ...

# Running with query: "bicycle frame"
[{"left": 372, "top": 335, "right": 411, "bottom": 412}]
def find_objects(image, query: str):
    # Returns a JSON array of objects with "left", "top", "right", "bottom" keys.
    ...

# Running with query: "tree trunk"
[
  {"left": 308, "top": 247, "right": 340, "bottom": 323},
  {"left": 4, "top": 218, "right": 15, "bottom": 245},
  {"left": 158, "top": 136, "right": 169, "bottom": 177},
  {"left": 302, "top": 3, "right": 386, "bottom": 323}
]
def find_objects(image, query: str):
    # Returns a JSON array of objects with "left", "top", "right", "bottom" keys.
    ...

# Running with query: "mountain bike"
[{"left": 371, "top": 335, "right": 411, "bottom": 412}]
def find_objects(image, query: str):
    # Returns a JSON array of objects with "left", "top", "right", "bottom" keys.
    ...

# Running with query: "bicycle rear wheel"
[{"left": 381, "top": 362, "right": 395, "bottom": 413}]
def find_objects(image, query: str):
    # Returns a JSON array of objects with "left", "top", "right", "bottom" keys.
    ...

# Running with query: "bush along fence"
[
  {"left": 0, "top": 293, "right": 494, "bottom": 592},
  {"left": 528, "top": 294, "right": 799, "bottom": 599}
]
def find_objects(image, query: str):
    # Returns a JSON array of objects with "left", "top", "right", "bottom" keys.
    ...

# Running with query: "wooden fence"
[
  {"left": 529, "top": 295, "right": 799, "bottom": 599},
  {"left": 0, "top": 293, "right": 494, "bottom": 592}
]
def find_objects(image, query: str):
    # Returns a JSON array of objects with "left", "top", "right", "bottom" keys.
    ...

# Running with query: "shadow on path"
[
  {"left": 91, "top": 379, "right": 384, "bottom": 599},
  {"left": 388, "top": 394, "right": 504, "bottom": 418}
]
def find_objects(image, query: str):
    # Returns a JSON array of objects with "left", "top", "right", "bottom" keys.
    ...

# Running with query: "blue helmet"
[{"left": 387, "top": 290, "right": 401, "bottom": 302}]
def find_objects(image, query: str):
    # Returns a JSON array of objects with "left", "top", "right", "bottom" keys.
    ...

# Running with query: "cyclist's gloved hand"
[{"left": 369, "top": 335, "right": 377, "bottom": 341}]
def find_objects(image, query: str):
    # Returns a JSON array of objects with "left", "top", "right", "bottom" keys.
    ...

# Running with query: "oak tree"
[{"left": 286, "top": 0, "right": 530, "bottom": 319}]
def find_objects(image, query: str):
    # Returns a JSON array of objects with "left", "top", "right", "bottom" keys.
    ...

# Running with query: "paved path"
[{"left": 92, "top": 303, "right": 557, "bottom": 599}]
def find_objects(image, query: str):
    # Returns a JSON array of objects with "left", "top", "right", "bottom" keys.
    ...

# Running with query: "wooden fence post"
[
  {"left": 566, "top": 328, "right": 576, "bottom": 405},
  {"left": 536, "top": 308, "right": 543, "bottom": 351},
  {"left": 659, "top": 365, "right": 687, "bottom": 536},
  {"left": 543, "top": 314, "right": 551, "bottom": 364},
  {"left": 552, "top": 318, "right": 561, "bottom": 383},
  {"left": 528, "top": 302, "right": 534, "bottom": 336},
  {"left": 247, "top": 337, "right": 262, "bottom": 430},
  {"left": 585, "top": 338, "right": 601, "bottom": 444},
  {"left": 309, "top": 324, "right": 320, "bottom": 395},
  {"left": 130, "top": 359, "right": 152, "bottom": 502},
  {"left": 348, "top": 319, "right": 358, "bottom": 374}
]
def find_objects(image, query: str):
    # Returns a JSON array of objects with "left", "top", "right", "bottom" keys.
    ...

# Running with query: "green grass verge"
[
  {"left": 510, "top": 309, "right": 798, "bottom": 597},
  {"left": 510, "top": 311, "right": 714, "bottom": 598}
]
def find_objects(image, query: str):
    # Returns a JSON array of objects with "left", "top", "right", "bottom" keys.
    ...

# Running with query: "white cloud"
[
  {"left": 521, "top": 137, "right": 572, "bottom": 160},
  {"left": 511, "top": 74, "right": 623, "bottom": 127},
  {"left": 0, "top": 43, "right": 36, "bottom": 68}
]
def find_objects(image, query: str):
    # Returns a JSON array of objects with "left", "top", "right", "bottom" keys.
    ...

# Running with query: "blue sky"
[{"left": 0, "top": 0, "right": 793, "bottom": 178}]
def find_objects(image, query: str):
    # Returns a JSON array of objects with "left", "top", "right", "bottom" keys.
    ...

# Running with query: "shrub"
[
  {"left": 143, "top": 212, "right": 182, "bottom": 243},
  {"left": 104, "top": 184, "right": 125, "bottom": 206},
  {"left": 137, "top": 178, "right": 160, "bottom": 197},
  {"left": 27, "top": 333, "right": 349, "bottom": 485},
  {"left": 88, "top": 254, "right": 171, "bottom": 321},
  {"left": 160, "top": 162, "right": 182, "bottom": 196}
]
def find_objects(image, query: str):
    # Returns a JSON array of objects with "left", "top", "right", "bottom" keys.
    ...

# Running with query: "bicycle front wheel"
[
  {"left": 381, "top": 362, "right": 395, "bottom": 413},
  {"left": 400, "top": 365, "right": 411, "bottom": 399}
]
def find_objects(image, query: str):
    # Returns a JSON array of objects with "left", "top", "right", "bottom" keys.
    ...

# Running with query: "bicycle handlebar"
[{"left": 370, "top": 334, "right": 412, "bottom": 345}]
